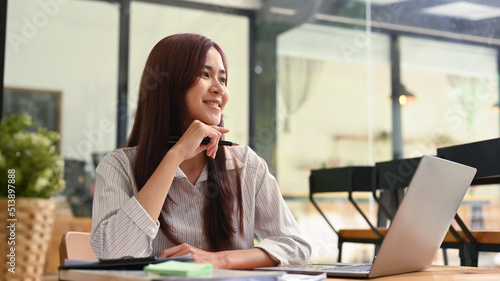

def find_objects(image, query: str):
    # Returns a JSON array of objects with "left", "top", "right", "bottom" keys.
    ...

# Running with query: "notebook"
[
  {"left": 59, "top": 255, "right": 193, "bottom": 270},
  {"left": 256, "top": 155, "right": 477, "bottom": 278}
]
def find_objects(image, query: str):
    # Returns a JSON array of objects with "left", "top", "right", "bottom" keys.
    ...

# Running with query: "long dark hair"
[{"left": 125, "top": 33, "right": 243, "bottom": 251}]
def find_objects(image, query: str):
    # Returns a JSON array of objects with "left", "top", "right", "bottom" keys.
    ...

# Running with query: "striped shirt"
[{"left": 90, "top": 145, "right": 311, "bottom": 266}]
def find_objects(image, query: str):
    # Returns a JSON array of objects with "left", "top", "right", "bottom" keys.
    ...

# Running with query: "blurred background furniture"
[
  {"left": 437, "top": 138, "right": 500, "bottom": 267},
  {"left": 309, "top": 166, "right": 384, "bottom": 262},
  {"left": 63, "top": 159, "right": 93, "bottom": 217}
]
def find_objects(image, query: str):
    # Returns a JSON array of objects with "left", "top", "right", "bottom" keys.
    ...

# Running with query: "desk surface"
[
  {"left": 47, "top": 266, "right": 500, "bottom": 281},
  {"left": 330, "top": 266, "right": 500, "bottom": 280}
]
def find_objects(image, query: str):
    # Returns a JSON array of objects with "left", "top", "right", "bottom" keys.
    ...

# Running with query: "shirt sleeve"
[
  {"left": 90, "top": 149, "right": 160, "bottom": 259},
  {"left": 250, "top": 151, "right": 312, "bottom": 266}
]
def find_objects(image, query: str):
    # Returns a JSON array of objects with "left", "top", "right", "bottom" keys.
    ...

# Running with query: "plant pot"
[{"left": 0, "top": 198, "right": 56, "bottom": 281}]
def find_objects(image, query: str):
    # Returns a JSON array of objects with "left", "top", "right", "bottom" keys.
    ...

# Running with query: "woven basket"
[{"left": 0, "top": 198, "right": 55, "bottom": 281}]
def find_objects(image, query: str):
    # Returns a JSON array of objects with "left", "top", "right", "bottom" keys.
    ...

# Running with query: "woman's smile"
[{"left": 204, "top": 100, "right": 221, "bottom": 108}]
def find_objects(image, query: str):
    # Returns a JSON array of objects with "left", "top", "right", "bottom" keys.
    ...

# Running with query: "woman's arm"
[
  {"left": 136, "top": 120, "right": 229, "bottom": 220},
  {"left": 250, "top": 149, "right": 312, "bottom": 266},
  {"left": 91, "top": 150, "right": 161, "bottom": 259},
  {"left": 134, "top": 148, "right": 183, "bottom": 220},
  {"left": 91, "top": 121, "right": 229, "bottom": 259},
  {"left": 159, "top": 244, "right": 277, "bottom": 269}
]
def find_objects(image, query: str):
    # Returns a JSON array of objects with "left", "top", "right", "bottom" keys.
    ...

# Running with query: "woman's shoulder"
[
  {"left": 97, "top": 146, "right": 137, "bottom": 170},
  {"left": 103, "top": 146, "right": 137, "bottom": 160}
]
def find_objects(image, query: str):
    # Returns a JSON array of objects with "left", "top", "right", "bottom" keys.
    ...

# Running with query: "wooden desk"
[
  {"left": 42, "top": 272, "right": 59, "bottom": 281},
  {"left": 327, "top": 266, "right": 500, "bottom": 280},
  {"left": 51, "top": 266, "right": 500, "bottom": 281}
]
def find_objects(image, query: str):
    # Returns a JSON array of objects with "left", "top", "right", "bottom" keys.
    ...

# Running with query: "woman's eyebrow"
[{"left": 204, "top": 65, "right": 226, "bottom": 75}]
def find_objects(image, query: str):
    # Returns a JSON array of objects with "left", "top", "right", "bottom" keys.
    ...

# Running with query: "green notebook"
[{"left": 144, "top": 260, "right": 213, "bottom": 277}]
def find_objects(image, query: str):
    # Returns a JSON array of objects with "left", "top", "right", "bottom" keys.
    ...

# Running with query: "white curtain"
[{"left": 278, "top": 56, "right": 323, "bottom": 132}]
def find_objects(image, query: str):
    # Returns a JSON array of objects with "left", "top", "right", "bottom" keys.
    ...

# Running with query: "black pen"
[{"left": 168, "top": 136, "right": 238, "bottom": 146}]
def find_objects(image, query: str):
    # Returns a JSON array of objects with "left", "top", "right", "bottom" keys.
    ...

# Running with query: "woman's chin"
[{"left": 202, "top": 117, "right": 222, "bottom": 126}]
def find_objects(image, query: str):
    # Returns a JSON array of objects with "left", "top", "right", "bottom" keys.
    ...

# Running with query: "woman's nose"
[{"left": 211, "top": 81, "right": 224, "bottom": 95}]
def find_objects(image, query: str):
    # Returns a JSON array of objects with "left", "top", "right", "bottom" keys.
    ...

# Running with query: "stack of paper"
[{"left": 144, "top": 261, "right": 213, "bottom": 277}]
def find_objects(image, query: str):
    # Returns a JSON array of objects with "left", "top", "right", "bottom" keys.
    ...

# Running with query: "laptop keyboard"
[{"left": 322, "top": 264, "right": 372, "bottom": 272}]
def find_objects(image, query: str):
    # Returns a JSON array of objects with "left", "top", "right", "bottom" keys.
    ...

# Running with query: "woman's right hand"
[
  {"left": 134, "top": 119, "right": 228, "bottom": 222},
  {"left": 169, "top": 120, "right": 230, "bottom": 161}
]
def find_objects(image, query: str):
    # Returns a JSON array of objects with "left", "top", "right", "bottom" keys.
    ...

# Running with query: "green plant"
[{"left": 0, "top": 113, "right": 64, "bottom": 198}]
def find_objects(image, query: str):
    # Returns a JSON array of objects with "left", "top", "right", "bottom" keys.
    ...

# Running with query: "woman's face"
[{"left": 185, "top": 47, "right": 229, "bottom": 126}]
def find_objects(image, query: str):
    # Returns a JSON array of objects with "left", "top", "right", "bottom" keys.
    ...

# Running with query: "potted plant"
[{"left": 0, "top": 113, "right": 64, "bottom": 281}]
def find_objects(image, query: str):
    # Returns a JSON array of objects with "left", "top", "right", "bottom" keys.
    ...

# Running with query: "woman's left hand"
[{"left": 159, "top": 243, "right": 228, "bottom": 268}]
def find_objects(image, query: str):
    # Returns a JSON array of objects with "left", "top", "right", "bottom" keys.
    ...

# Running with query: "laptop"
[{"left": 256, "top": 155, "right": 477, "bottom": 278}]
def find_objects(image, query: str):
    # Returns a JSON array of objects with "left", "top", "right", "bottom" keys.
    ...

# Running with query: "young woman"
[{"left": 91, "top": 33, "right": 311, "bottom": 269}]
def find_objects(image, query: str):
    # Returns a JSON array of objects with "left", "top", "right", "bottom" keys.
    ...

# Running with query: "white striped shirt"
[{"left": 90, "top": 145, "right": 311, "bottom": 266}]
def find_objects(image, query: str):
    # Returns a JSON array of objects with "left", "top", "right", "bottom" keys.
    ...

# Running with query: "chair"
[
  {"left": 372, "top": 157, "right": 421, "bottom": 223},
  {"left": 309, "top": 166, "right": 385, "bottom": 262},
  {"left": 59, "top": 231, "right": 98, "bottom": 266},
  {"left": 437, "top": 138, "right": 500, "bottom": 266}
]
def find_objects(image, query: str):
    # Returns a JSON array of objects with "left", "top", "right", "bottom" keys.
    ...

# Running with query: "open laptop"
[{"left": 256, "top": 155, "right": 477, "bottom": 278}]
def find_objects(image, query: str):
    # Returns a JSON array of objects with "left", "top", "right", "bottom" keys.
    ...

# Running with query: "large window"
[
  {"left": 400, "top": 37, "right": 498, "bottom": 155},
  {"left": 6, "top": 0, "right": 119, "bottom": 160},
  {"left": 277, "top": 24, "right": 392, "bottom": 194},
  {"left": 271, "top": 1, "right": 500, "bottom": 266}
]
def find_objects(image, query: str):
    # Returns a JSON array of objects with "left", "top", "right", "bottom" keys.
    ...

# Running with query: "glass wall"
[
  {"left": 5, "top": 0, "right": 119, "bottom": 216},
  {"left": 272, "top": 0, "right": 500, "bottom": 266},
  {"left": 400, "top": 37, "right": 498, "bottom": 154},
  {"left": 6, "top": 0, "right": 119, "bottom": 158},
  {"left": 277, "top": 24, "right": 392, "bottom": 194}
]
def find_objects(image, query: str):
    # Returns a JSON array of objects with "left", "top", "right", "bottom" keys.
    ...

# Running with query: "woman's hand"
[
  {"left": 159, "top": 244, "right": 278, "bottom": 270},
  {"left": 159, "top": 243, "right": 228, "bottom": 268},
  {"left": 170, "top": 120, "right": 230, "bottom": 160}
]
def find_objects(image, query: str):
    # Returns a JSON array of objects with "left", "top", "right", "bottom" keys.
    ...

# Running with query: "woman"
[{"left": 91, "top": 33, "right": 311, "bottom": 269}]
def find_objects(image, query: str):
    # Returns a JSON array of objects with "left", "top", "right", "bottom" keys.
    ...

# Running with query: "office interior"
[{"left": 2, "top": 0, "right": 500, "bottom": 273}]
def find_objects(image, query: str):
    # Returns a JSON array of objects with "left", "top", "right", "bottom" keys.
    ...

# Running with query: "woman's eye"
[
  {"left": 219, "top": 78, "right": 226, "bottom": 84},
  {"left": 202, "top": 72, "right": 209, "bottom": 78}
]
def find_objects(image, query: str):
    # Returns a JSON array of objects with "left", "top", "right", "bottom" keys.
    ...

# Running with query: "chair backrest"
[
  {"left": 437, "top": 138, "right": 500, "bottom": 183},
  {"left": 373, "top": 157, "right": 422, "bottom": 220},
  {"left": 309, "top": 166, "right": 373, "bottom": 194},
  {"left": 59, "top": 231, "right": 98, "bottom": 266},
  {"left": 374, "top": 157, "right": 422, "bottom": 191},
  {"left": 309, "top": 166, "right": 376, "bottom": 234}
]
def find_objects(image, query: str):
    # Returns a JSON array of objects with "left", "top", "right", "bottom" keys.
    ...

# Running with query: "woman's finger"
[
  {"left": 169, "top": 248, "right": 191, "bottom": 258},
  {"left": 174, "top": 120, "right": 231, "bottom": 160},
  {"left": 212, "top": 126, "right": 230, "bottom": 134},
  {"left": 159, "top": 245, "right": 183, "bottom": 258},
  {"left": 205, "top": 128, "right": 222, "bottom": 159}
]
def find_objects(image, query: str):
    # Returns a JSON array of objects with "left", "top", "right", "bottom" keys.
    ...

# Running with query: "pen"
[{"left": 168, "top": 136, "right": 238, "bottom": 146}]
